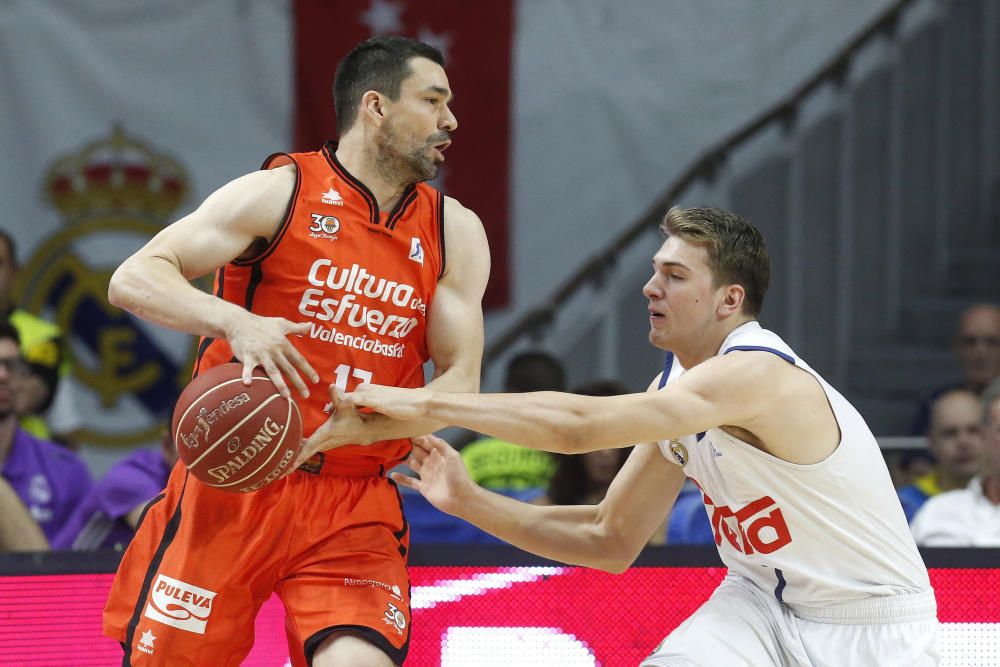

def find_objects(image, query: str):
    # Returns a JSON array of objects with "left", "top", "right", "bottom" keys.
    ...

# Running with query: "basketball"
[{"left": 171, "top": 363, "right": 303, "bottom": 493}]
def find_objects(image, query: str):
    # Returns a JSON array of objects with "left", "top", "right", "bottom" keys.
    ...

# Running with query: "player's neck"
[
  {"left": 334, "top": 140, "right": 409, "bottom": 212},
  {"left": 674, "top": 316, "right": 755, "bottom": 369}
]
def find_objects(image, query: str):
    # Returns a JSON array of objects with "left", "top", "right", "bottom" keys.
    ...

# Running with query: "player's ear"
[
  {"left": 718, "top": 284, "right": 745, "bottom": 317},
  {"left": 361, "top": 90, "right": 387, "bottom": 125}
]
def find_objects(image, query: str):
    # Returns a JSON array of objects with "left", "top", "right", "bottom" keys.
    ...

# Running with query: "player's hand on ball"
[
  {"left": 224, "top": 310, "right": 319, "bottom": 399},
  {"left": 390, "top": 434, "right": 472, "bottom": 516},
  {"left": 344, "top": 384, "right": 430, "bottom": 420}
]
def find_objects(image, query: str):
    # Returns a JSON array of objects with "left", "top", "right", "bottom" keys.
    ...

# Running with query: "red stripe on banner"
[{"left": 293, "top": 0, "right": 512, "bottom": 309}]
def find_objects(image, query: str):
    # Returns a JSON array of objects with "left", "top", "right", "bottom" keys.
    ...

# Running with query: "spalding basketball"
[{"left": 172, "top": 363, "right": 302, "bottom": 493}]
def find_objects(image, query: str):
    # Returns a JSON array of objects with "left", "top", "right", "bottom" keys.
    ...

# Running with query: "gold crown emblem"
[{"left": 44, "top": 123, "right": 188, "bottom": 220}]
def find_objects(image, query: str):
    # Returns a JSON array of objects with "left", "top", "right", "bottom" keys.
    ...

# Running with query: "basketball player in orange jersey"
[
  {"left": 102, "top": 36, "right": 490, "bottom": 666},
  {"left": 347, "top": 208, "right": 940, "bottom": 665}
]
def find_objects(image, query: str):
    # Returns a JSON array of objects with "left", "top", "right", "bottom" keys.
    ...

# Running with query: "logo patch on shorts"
[
  {"left": 143, "top": 574, "right": 217, "bottom": 634},
  {"left": 383, "top": 601, "right": 407, "bottom": 635},
  {"left": 137, "top": 629, "right": 156, "bottom": 655}
]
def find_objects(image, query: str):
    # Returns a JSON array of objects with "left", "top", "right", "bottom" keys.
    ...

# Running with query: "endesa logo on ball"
[{"left": 143, "top": 574, "right": 217, "bottom": 634}]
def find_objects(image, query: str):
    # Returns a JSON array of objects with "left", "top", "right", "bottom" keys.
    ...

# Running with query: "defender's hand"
[
  {"left": 390, "top": 434, "right": 474, "bottom": 516},
  {"left": 292, "top": 386, "right": 372, "bottom": 468},
  {"left": 344, "top": 384, "right": 431, "bottom": 421}
]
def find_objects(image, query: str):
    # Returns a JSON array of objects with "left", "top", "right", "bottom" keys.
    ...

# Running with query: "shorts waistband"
[
  {"left": 787, "top": 590, "right": 937, "bottom": 624},
  {"left": 296, "top": 452, "right": 388, "bottom": 478}
]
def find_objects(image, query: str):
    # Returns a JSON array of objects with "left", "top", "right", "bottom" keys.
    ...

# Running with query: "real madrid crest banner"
[
  {"left": 0, "top": 0, "right": 514, "bottom": 453},
  {"left": 0, "top": 1, "right": 292, "bottom": 450}
]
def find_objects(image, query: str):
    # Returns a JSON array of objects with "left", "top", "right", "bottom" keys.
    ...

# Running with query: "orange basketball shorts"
[{"left": 103, "top": 458, "right": 411, "bottom": 666}]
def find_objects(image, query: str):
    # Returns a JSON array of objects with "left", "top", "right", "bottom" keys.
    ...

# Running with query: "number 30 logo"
[{"left": 309, "top": 213, "right": 340, "bottom": 234}]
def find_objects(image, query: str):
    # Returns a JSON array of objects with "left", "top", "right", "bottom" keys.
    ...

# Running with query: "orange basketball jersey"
[{"left": 196, "top": 141, "right": 445, "bottom": 467}]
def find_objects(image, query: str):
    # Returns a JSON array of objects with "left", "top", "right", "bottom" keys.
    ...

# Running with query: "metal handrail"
[{"left": 486, "top": 0, "right": 915, "bottom": 365}]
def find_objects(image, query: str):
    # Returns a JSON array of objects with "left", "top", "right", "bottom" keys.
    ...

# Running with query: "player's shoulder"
[
  {"left": 218, "top": 163, "right": 296, "bottom": 201},
  {"left": 441, "top": 195, "right": 482, "bottom": 227},
  {"left": 440, "top": 196, "right": 489, "bottom": 260}
]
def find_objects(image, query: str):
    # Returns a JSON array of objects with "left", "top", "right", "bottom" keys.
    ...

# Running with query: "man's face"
[
  {"left": 928, "top": 391, "right": 985, "bottom": 480},
  {"left": 376, "top": 57, "right": 457, "bottom": 183},
  {"left": 956, "top": 306, "right": 1000, "bottom": 390},
  {"left": 0, "top": 338, "right": 27, "bottom": 419},
  {"left": 642, "top": 237, "right": 722, "bottom": 351}
]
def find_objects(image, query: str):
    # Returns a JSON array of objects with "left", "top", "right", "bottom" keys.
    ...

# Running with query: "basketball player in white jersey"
[{"left": 342, "top": 206, "right": 939, "bottom": 666}]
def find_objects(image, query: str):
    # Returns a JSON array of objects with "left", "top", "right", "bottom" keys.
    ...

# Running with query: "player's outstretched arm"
[
  {"left": 295, "top": 197, "right": 489, "bottom": 461},
  {"left": 348, "top": 353, "right": 770, "bottom": 454},
  {"left": 395, "top": 434, "right": 684, "bottom": 572},
  {"left": 108, "top": 166, "right": 319, "bottom": 398}
]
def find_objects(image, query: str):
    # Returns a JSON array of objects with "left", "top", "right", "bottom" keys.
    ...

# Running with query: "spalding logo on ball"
[{"left": 171, "top": 363, "right": 303, "bottom": 492}]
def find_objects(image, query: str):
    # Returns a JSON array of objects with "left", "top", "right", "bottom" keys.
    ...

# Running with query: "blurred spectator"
[
  {"left": 459, "top": 350, "right": 564, "bottom": 491},
  {"left": 910, "top": 386, "right": 1000, "bottom": 546},
  {"left": 539, "top": 380, "right": 632, "bottom": 505},
  {"left": 897, "top": 389, "right": 985, "bottom": 522},
  {"left": 51, "top": 428, "right": 175, "bottom": 551},
  {"left": 910, "top": 303, "right": 1000, "bottom": 435},
  {"left": 0, "top": 320, "right": 91, "bottom": 550},
  {"left": 0, "top": 229, "right": 79, "bottom": 446}
]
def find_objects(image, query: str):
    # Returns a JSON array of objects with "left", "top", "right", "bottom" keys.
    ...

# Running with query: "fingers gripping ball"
[{"left": 172, "top": 363, "right": 302, "bottom": 492}]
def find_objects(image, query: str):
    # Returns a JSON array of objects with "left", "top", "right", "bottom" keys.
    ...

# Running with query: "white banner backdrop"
[
  {"left": 0, "top": 0, "right": 891, "bottom": 473},
  {"left": 0, "top": 0, "right": 291, "bottom": 472}
]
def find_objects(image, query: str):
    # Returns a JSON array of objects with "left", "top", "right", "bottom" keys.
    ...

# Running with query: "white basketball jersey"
[{"left": 657, "top": 322, "right": 933, "bottom": 619}]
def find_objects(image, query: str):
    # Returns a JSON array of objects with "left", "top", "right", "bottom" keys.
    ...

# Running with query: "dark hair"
[
  {"left": 0, "top": 318, "right": 20, "bottom": 346},
  {"left": 0, "top": 229, "right": 17, "bottom": 266},
  {"left": 660, "top": 206, "right": 770, "bottom": 316},
  {"left": 547, "top": 380, "right": 631, "bottom": 505},
  {"left": 504, "top": 350, "right": 565, "bottom": 393},
  {"left": 333, "top": 36, "right": 445, "bottom": 136}
]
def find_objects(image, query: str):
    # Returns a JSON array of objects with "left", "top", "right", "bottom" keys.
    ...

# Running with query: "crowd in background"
[{"left": 0, "top": 223, "right": 998, "bottom": 553}]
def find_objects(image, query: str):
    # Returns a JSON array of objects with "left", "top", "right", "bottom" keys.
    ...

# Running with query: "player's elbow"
[
  {"left": 589, "top": 517, "right": 640, "bottom": 573},
  {"left": 546, "top": 427, "right": 588, "bottom": 455},
  {"left": 107, "top": 261, "right": 137, "bottom": 309},
  {"left": 595, "top": 556, "right": 632, "bottom": 575},
  {"left": 553, "top": 415, "right": 604, "bottom": 454}
]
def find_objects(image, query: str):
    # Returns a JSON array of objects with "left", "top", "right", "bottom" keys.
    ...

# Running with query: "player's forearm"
[
  {"left": 0, "top": 481, "right": 49, "bottom": 552},
  {"left": 108, "top": 255, "right": 246, "bottom": 339},
  {"left": 423, "top": 391, "right": 599, "bottom": 454},
  {"left": 454, "top": 487, "right": 631, "bottom": 572},
  {"left": 356, "top": 366, "right": 479, "bottom": 443}
]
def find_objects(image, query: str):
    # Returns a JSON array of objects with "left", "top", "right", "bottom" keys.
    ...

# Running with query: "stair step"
[
  {"left": 945, "top": 247, "right": 1000, "bottom": 293},
  {"left": 848, "top": 395, "right": 922, "bottom": 436},
  {"left": 896, "top": 296, "right": 988, "bottom": 345},
  {"left": 849, "top": 344, "right": 960, "bottom": 395}
]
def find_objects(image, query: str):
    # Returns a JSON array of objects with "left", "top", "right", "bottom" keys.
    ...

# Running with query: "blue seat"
[
  {"left": 667, "top": 484, "right": 715, "bottom": 545},
  {"left": 402, "top": 488, "right": 544, "bottom": 544}
]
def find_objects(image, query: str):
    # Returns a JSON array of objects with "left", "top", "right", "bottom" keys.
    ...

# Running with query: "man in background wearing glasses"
[{"left": 0, "top": 319, "right": 91, "bottom": 551}]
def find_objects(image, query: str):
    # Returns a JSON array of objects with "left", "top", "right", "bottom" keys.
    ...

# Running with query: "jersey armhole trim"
[
  {"left": 657, "top": 351, "right": 675, "bottom": 389},
  {"left": 231, "top": 152, "right": 302, "bottom": 267},
  {"left": 724, "top": 345, "right": 795, "bottom": 364},
  {"left": 437, "top": 191, "right": 446, "bottom": 280}
]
